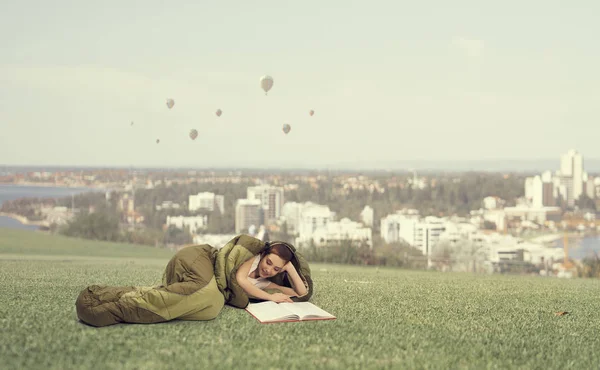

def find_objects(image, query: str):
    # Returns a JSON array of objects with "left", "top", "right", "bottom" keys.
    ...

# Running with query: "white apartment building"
[
  {"left": 380, "top": 213, "right": 445, "bottom": 257},
  {"left": 483, "top": 196, "right": 505, "bottom": 210},
  {"left": 297, "top": 203, "right": 336, "bottom": 238},
  {"left": 306, "top": 218, "right": 373, "bottom": 248},
  {"left": 188, "top": 192, "right": 225, "bottom": 214},
  {"left": 235, "top": 199, "right": 262, "bottom": 234},
  {"left": 166, "top": 215, "right": 208, "bottom": 234},
  {"left": 414, "top": 217, "right": 446, "bottom": 257},
  {"left": 360, "top": 205, "right": 374, "bottom": 227},
  {"left": 281, "top": 201, "right": 304, "bottom": 234},
  {"left": 380, "top": 210, "right": 420, "bottom": 244},
  {"left": 247, "top": 185, "right": 284, "bottom": 220}
]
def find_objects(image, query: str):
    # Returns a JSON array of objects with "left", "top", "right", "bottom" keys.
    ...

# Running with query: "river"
[
  {"left": 0, "top": 184, "right": 105, "bottom": 230},
  {"left": 554, "top": 235, "right": 600, "bottom": 260}
]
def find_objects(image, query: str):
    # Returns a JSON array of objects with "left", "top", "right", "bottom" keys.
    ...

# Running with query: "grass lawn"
[{"left": 1, "top": 228, "right": 600, "bottom": 369}]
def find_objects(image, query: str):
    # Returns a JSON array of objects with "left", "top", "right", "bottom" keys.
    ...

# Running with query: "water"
[
  {"left": 0, "top": 184, "right": 104, "bottom": 230},
  {"left": 555, "top": 236, "right": 600, "bottom": 260}
]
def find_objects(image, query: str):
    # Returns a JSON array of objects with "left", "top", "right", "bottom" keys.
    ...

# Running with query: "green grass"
[
  {"left": 0, "top": 228, "right": 174, "bottom": 259},
  {"left": 1, "top": 228, "right": 600, "bottom": 369}
]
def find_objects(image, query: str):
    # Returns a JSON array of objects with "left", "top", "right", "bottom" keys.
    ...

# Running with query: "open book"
[{"left": 246, "top": 301, "right": 336, "bottom": 323}]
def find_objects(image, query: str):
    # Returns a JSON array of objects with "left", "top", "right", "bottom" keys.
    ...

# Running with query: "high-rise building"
[
  {"left": 541, "top": 171, "right": 555, "bottom": 206},
  {"left": 247, "top": 185, "right": 284, "bottom": 221},
  {"left": 189, "top": 192, "right": 225, "bottom": 214},
  {"left": 586, "top": 175, "right": 595, "bottom": 199},
  {"left": 559, "top": 149, "right": 584, "bottom": 206},
  {"left": 531, "top": 175, "right": 543, "bottom": 208},
  {"left": 524, "top": 177, "right": 534, "bottom": 201},
  {"left": 235, "top": 199, "right": 262, "bottom": 234}
]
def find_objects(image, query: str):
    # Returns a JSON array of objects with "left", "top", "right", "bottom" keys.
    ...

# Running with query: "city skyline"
[{"left": 1, "top": 1, "right": 599, "bottom": 167}]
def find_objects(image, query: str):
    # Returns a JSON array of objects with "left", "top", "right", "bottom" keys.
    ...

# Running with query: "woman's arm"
[
  {"left": 235, "top": 258, "right": 293, "bottom": 303},
  {"left": 264, "top": 282, "right": 298, "bottom": 297},
  {"left": 282, "top": 262, "right": 308, "bottom": 297}
]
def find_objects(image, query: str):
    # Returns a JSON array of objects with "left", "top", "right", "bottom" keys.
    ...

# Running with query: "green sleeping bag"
[{"left": 75, "top": 235, "right": 313, "bottom": 327}]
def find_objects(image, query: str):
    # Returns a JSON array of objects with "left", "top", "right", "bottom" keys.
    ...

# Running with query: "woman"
[
  {"left": 76, "top": 235, "right": 313, "bottom": 327},
  {"left": 236, "top": 242, "right": 308, "bottom": 303}
]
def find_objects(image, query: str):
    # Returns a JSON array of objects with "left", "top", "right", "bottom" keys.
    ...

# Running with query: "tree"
[
  {"left": 164, "top": 225, "right": 193, "bottom": 246},
  {"left": 577, "top": 194, "right": 596, "bottom": 211},
  {"left": 483, "top": 220, "right": 497, "bottom": 230},
  {"left": 61, "top": 206, "right": 121, "bottom": 242}
]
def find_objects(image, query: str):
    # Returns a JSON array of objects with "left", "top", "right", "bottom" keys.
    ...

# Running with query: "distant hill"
[
  {"left": 326, "top": 158, "right": 600, "bottom": 174},
  {"left": 3, "top": 159, "right": 600, "bottom": 174}
]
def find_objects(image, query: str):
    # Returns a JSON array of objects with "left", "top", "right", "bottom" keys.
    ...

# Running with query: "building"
[
  {"left": 166, "top": 215, "right": 208, "bottom": 234},
  {"left": 235, "top": 199, "right": 262, "bottom": 234},
  {"left": 360, "top": 205, "right": 374, "bottom": 227},
  {"left": 585, "top": 175, "right": 595, "bottom": 199},
  {"left": 381, "top": 213, "right": 446, "bottom": 258},
  {"left": 281, "top": 202, "right": 304, "bottom": 235},
  {"left": 483, "top": 196, "right": 505, "bottom": 210},
  {"left": 483, "top": 209, "right": 507, "bottom": 231},
  {"left": 380, "top": 210, "right": 420, "bottom": 244},
  {"left": 594, "top": 177, "right": 600, "bottom": 209},
  {"left": 560, "top": 149, "right": 584, "bottom": 205},
  {"left": 188, "top": 192, "right": 225, "bottom": 214},
  {"left": 156, "top": 201, "right": 181, "bottom": 211},
  {"left": 305, "top": 218, "right": 373, "bottom": 248},
  {"left": 247, "top": 185, "right": 284, "bottom": 221},
  {"left": 413, "top": 217, "right": 446, "bottom": 257},
  {"left": 542, "top": 171, "right": 555, "bottom": 207},
  {"left": 525, "top": 150, "right": 592, "bottom": 209},
  {"left": 297, "top": 203, "right": 335, "bottom": 239},
  {"left": 503, "top": 206, "right": 562, "bottom": 225}
]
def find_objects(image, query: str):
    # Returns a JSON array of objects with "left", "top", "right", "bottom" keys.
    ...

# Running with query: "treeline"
[
  {"left": 8, "top": 172, "right": 526, "bottom": 250},
  {"left": 57, "top": 205, "right": 193, "bottom": 247},
  {"left": 132, "top": 181, "right": 251, "bottom": 233},
  {"left": 286, "top": 172, "right": 525, "bottom": 231},
  {"left": 299, "top": 238, "right": 427, "bottom": 269}
]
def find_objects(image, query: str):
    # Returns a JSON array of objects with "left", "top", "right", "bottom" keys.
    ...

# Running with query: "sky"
[{"left": 1, "top": 0, "right": 599, "bottom": 169}]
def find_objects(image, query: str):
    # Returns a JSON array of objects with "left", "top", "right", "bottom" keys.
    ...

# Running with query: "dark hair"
[{"left": 263, "top": 241, "right": 294, "bottom": 264}]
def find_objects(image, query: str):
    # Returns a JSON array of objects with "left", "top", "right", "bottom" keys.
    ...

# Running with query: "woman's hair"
[{"left": 263, "top": 241, "right": 294, "bottom": 263}]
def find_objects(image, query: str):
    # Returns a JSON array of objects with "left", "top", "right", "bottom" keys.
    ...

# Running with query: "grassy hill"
[
  {"left": 1, "top": 229, "right": 600, "bottom": 369},
  {"left": 0, "top": 228, "right": 174, "bottom": 259}
]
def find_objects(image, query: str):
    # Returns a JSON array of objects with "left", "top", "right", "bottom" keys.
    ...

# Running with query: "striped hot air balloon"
[
  {"left": 166, "top": 99, "right": 175, "bottom": 109},
  {"left": 189, "top": 129, "right": 198, "bottom": 140},
  {"left": 215, "top": 109, "right": 222, "bottom": 117},
  {"left": 282, "top": 123, "right": 291, "bottom": 134}
]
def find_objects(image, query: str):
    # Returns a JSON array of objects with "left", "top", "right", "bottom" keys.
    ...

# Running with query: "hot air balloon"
[
  {"left": 166, "top": 99, "right": 175, "bottom": 109},
  {"left": 215, "top": 109, "right": 222, "bottom": 117},
  {"left": 189, "top": 129, "right": 198, "bottom": 140},
  {"left": 282, "top": 124, "right": 291, "bottom": 134},
  {"left": 130, "top": 121, "right": 134, "bottom": 126},
  {"left": 156, "top": 139, "right": 160, "bottom": 144},
  {"left": 309, "top": 110, "right": 315, "bottom": 116},
  {"left": 260, "top": 75, "right": 273, "bottom": 95}
]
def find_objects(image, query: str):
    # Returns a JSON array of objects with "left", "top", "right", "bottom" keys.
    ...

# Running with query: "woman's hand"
[
  {"left": 269, "top": 293, "right": 293, "bottom": 303},
  {"left": 283, "top": 262, "right": 295, "bottom": 273}
]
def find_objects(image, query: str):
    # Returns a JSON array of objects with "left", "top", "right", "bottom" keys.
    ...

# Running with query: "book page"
[
  {"left": 246, "top": 301, "right": 299, "bottom": 322},
  {"left": 277, "top": 302, "right": 336, "bottom": 320}
]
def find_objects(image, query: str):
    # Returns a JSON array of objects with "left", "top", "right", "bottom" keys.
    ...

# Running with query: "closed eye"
[{"left": 267, "top": 258, "right": 281, "bottom": 272}]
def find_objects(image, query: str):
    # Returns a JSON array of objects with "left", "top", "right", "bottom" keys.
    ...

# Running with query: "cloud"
[{"left": 451, "top": 37, "right": 485, "bottom": 58}]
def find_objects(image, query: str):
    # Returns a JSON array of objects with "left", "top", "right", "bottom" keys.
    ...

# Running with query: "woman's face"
[{"left": 258, "top": 253, "right": 287, "bottom": 278}]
